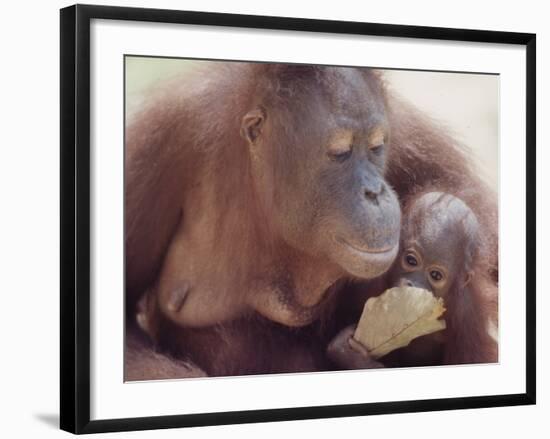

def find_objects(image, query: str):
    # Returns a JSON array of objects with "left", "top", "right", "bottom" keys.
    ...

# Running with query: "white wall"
[{"left": 0, "top": 0, "right": 545, "bottom": 438}]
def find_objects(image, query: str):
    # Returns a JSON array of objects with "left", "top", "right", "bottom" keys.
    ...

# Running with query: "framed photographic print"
[{"left": 60, "top": 4, "right": 536, "bottom": 434}]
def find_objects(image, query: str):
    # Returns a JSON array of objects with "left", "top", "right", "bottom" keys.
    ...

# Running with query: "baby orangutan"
[{"left": 328, "top": 191, "right": 498, "bottom": 369}]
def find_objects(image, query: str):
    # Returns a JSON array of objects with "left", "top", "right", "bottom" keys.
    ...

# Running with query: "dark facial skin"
[
  {"left": 328, "top": 192, "right": 480, "bottom": 369},
  {"left": 243, "top": 67, "right": 401, "bottom": 281}
]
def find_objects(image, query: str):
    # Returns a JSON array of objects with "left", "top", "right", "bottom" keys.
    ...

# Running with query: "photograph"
[
  {"left": 123, "top": 57, "right": 500, "bottom": 381},
  {"left": 58, "top": 3, "right": 536, "bottom": 434}
]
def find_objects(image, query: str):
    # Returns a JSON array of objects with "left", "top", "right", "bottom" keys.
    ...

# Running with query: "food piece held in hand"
[{"left": 353, "top": 287, "right": 446, "bottom": 359}]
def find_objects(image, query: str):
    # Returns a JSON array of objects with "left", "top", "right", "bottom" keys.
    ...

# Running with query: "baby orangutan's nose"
[{"left": 396, "top": 274, "right": 432, "bottom": 293}]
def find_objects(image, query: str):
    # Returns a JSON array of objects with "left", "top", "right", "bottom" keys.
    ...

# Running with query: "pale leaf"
[{"left": 353, "top": 287, "right": 446, "bottom": 359}]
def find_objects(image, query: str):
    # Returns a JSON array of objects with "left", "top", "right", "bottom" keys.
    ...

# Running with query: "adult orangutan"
[{"left": 124, "top": 62, "right": 498, "bottom": 379}]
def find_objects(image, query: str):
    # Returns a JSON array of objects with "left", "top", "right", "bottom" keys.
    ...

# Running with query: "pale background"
[
  {"left": 0, "top": 0, "right": 547, "bottom": 438},
  {"left": 126, "top": 58, "right": 499, "bottom": 190}
]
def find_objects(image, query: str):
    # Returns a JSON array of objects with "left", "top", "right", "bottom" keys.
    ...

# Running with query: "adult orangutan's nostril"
[
  {"left": 364, "top": 185, "right": 382, "bottom": 204},
  {"left": 364, "top": 179, "right": 385, "bottom": 201},
  {"left": 364, "top": 188, "right": 378, "bottom": 200}
]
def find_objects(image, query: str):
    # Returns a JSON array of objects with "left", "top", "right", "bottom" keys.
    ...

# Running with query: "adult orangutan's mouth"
[{"left": 335, "top": 236, "right": 397, "bottom": 255}]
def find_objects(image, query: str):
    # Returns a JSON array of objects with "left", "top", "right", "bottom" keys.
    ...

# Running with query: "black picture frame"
[{"left": 60, "top": 3, "right": 536, "bottom": 434}]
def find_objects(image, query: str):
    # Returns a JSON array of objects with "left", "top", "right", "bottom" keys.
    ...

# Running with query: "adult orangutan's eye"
[
  {"left": 327, "top": 129, "right": 354, "bottom": 162},
  {"left": 369, "top": 143, "right": 384, "bottom": 155},
  {"left": 328, "top": 148, "right": 352, "bottom": 162}
]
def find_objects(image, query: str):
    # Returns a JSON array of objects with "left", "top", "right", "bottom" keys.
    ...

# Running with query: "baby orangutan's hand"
[{"left": 327, "top": 324, "right": 384, "bottom": 369}]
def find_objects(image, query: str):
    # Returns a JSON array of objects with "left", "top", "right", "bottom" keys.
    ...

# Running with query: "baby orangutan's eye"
[
  {"left": 405, "top": 254, "right": 418, "bottom": 267},
  {"left": 430, "top": 270, "right": 444, "bottom": 282}
]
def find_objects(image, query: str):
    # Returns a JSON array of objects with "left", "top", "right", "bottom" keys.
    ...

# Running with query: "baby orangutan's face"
[
  {"left": 391, "top": 245, "right": 455, "bottom": 297},
  {"left": 388, "top": 192, "right": 478, "bottom": 297}
]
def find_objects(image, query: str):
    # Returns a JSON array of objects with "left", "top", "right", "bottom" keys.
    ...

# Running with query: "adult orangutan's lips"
[{"left": 335, "top": 236, "right": 397, "bottom": 255}]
